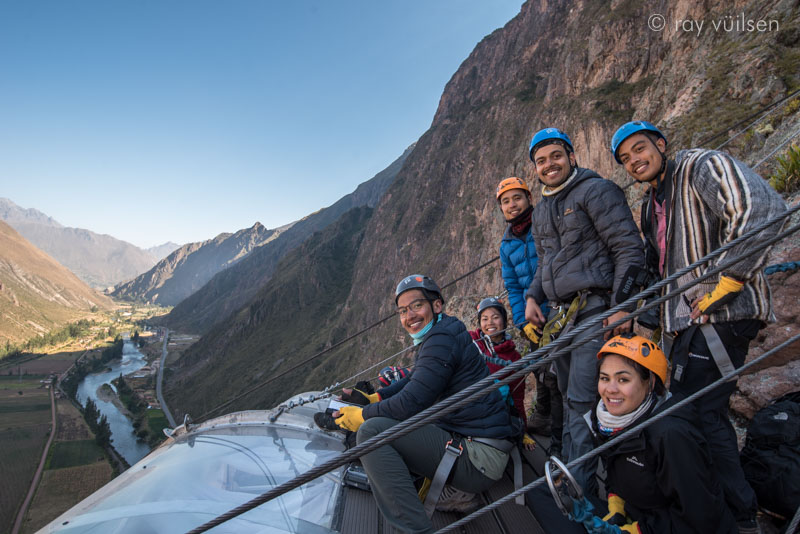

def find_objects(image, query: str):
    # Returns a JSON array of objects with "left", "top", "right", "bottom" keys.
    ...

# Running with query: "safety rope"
[
  {"left": 195, "top": 255, "right": 500, "bottom": 422},
  {"left": 437, "top": 331, "right": 800, "bottom": 533},
  {"left": 184, "top": 205, "right": 798, "bottom": 534},
  {"left": 765, "top": 261, "right": 800, "bottom": 275}
]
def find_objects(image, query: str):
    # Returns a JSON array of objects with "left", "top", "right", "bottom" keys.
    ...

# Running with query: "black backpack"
[{"left": 740, "top": 391, "right": 800, "bottom": 519}]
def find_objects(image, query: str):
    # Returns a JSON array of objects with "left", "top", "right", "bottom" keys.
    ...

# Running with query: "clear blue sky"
[{"left": 0, "top": 1, "right": 522, "bottom": 249}]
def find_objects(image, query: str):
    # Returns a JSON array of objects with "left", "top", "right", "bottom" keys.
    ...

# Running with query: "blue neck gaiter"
[{"left": 410, "top": 313, "right": 442, "bottom": 345}]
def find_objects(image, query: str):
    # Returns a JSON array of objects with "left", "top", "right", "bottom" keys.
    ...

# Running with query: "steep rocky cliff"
[
  {"left": 167, "top": 0, "right": 800, "bottom": 416},
  {"left": 112, "top": 222, "right": 278, "bottom": 306}
]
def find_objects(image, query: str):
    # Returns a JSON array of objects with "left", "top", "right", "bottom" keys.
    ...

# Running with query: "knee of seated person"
[{"left": 356, "top": 417, "right": 384, "bottom": 444}]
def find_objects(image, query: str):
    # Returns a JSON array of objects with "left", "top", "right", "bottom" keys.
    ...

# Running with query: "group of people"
[{"left": 330, "top": 121, "right": 788, "bottom": 534}]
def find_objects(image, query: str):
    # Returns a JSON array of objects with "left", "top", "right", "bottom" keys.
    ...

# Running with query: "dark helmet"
[
  {"left": 529, "top": 127, "right": 574, "bottom": 162},
  {"left": 610, "top": 121, "right": 666, "bottom": 164},
  {"left": 476, "top": 297, "right": 508, "bottom": 326},
  {"left": 395, "top": 274, "right": 443, "bottom": 305}
]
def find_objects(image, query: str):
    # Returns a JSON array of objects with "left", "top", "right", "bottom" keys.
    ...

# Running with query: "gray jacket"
[{"left": 526, "top": 168, "right": 644, "bottom": 308}]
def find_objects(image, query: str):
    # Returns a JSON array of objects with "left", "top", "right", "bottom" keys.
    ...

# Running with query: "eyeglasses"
[{"left": 397, "top": 299, "right": 428, "bottom": 317}]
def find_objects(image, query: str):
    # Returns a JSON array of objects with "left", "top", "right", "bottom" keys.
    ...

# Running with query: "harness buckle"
[{"left": 445, "top": 438, "right": 464, "bottom": 456}]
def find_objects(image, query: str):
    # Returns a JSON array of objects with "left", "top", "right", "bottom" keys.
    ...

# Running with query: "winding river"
[{"left": 76, "top": 338, "right": 152, "bottom": 465}]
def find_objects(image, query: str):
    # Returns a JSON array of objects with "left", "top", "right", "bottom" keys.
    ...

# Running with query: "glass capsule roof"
[{"left": 41, "top": 394, "right": 346, "bottom": 534}]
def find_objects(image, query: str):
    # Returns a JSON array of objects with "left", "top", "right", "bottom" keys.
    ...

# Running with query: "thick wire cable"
[
  {"left": 786, "top": 503, "right": 800, "bottom": 534},
  {"left": 700, "top": 88, "right": 800, "bottom": 148},
  {"left": 196, "top": 256, "right": 500, "bottom": 422},
  {"left": 438, "top": 331, "right": 800, "bottom": 532},
  {"left": 185, "top": 206, "right": 797, "bottom": 534},
  {"left": 753, "top": 125, "right": 800, "bottom": 170}
]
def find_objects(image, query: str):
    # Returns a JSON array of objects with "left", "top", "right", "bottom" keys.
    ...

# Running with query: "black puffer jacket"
[
  {"left": 593, "top": 396, "right": 737, "bottom": 534},
  {"left": 526, "top": 168, "right": 644, "bottom": 307},
  {"left": 362, "top": 314, "right": 516, "bottom": 439}
]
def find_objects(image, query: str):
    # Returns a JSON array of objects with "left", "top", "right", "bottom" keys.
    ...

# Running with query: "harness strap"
[
  {"left": 423, "top": 437, "right": 464, "bottom": 517},
  {"left": 471, "top": 438, "right": 524, "bottom": 506},
  {"left": 540, "top": 292, "right": 588, "bottom": 347},
  {"left": 699, "top": 324, "right": 737, "bottom": 381}
]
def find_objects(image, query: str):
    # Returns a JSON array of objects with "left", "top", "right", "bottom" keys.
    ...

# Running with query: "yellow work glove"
[
  {"left": 602, "top": 493, "right": 627, "bottom": 525},
  {"left": 342, "top": 388, "right": 381, "bottom": 405},
  {"left": 523, "top": 323, "right": 542, "bottom": 344},
  {"left": 618, "top": 522, "right": 641, "bottom": 534},
  {"left": 696, "top": 275, "right": 744, "bottom": 314},
  {"left": 522, "top": 433, "right": 536, "bottom": 450},
  {"left": 335, "top": 406, "right": 365, "bottom": 432}
]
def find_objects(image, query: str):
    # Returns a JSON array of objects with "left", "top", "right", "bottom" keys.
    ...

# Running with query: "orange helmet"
[
  {"left": 597, "top": 333, "right": 667, "bottom": 384},
  {"left": 496, "top": 177, "right": 530, "bottom": 200}
]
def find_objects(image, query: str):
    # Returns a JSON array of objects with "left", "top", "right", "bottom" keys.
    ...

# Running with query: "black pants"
[
  {"left": 534, "top": 370, "right": 564, "bottom": 447},
  {"left": 669, "top": 319, "right": 760, "bottom": 521}
]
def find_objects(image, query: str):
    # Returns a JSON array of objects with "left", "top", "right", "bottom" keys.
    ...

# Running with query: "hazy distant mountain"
[
  {"left": 164, "top": 144, "right": 413, "bottom": 333},
  {"left": 0, "top": 220, "right": 112, "bottom": 345},
  {"left": 146, "top": 242, "right": 181, "bottom": 260},
  {"left": 111, "top": 222, "right": 281, "bottom": 306},
  {"left": 0, "top": 197, "right": 62, "bottom": 228},
  {"left": 0, "top": 198, "right": 158, "bottom": 288}
]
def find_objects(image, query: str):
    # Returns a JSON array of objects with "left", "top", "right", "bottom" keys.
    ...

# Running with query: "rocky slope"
[
  {"left": 111, "top": 222, "right": 279, "bottom": 307},
  {"left": 163, "top": 144, "right": 413, "bottom": 333},
  {"left": 0, "top": 198, "right": 158, "bottom": 288},
  {"left": 166, "top": 0, "right": 800, "bottom": 416},
  {"left": 0, "top": 220, "right": 112, "bottom": 345}
]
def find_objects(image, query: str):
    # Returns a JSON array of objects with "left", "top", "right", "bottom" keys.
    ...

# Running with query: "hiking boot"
[
  {"left": 527, "top": 412, "right": 551, "bottom": 435},
  {"left": 435, "top": 485, "right": 482, "bottom": 513},
  {"left": 737, "top": 518, "right": 762, "bottom": 534}
]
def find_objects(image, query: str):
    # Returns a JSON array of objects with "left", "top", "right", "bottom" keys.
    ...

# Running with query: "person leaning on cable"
[
  {"left": 496, "top": 177, "right": 563, "bottom": 455},
  {"left": 529, "top": 334, "right": 738, "bottom": 533},
  {"left": 333, "top": 274, "right": 518, "bottom": 534},
  {"left": 611, "top": 121, "right": 788, "bottom": 533},
  {"left": 523, "top": 127, "right": 645, "bottom": 501}
]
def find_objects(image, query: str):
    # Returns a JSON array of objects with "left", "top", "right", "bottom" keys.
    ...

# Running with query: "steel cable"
[{"left": 185, "top": 205, "right": 798, "bottom": 534}]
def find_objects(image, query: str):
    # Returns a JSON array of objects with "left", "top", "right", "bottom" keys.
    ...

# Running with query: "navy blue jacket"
[
  {"left": 500, "top": 224, "right": 546, "bottom": 327},
  {"left": 362, "top": 314, "right": 517, "bottom": 439},
  {"left": 593, "top": 396, "right": 736, "bottom": 533}
]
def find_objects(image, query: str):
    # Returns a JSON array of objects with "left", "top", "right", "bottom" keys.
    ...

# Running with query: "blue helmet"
[
  {"left": 611, "top": 121, "right": 666, "bottom": 164},
  {"left": 529, "top": 127, "right": 574, "bottom": 161}
]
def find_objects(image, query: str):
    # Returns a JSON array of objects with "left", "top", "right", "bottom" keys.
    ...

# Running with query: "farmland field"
[
  {"left": 0, "top": 350, "right": 85, "bottom": 376},
  {"left": 21, "top": 462, "right": 112, "bottom": 534},
  {"left": 0, "top": 374, "right": 52, "bottom": 534},
  {"left": 56, "top": 400, "right": 92, "bottom": 441},
  {"left": 48, "top": 440, "right": 106, "bottom": 469}
]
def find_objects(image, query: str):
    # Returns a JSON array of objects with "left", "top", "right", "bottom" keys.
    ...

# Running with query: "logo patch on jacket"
[
  {"left": 564, "top": 208, "right": 574, "bottom": 216},
  {"left": 626, "top": 455, "right": 644, "bottom": 467}
]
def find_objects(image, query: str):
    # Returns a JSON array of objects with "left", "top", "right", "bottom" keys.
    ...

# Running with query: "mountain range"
[
  {"left": 163, "top": 0, "right": 800, "bottom": 417},
  {"left": 0, "top": 198, "right": 165, "bottom": 289},
  {"left": 162, "top": 143, "right": 413, "bottom": 333},
  {"left": 111, "top": 222, "right": 284, "bottom": 307},
  {"left": 0, "top": 220, "right": 112, "bottom": 345}
]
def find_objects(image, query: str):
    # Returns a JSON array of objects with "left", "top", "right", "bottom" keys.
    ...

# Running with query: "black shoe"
[
  {"left": 737, "top": 518, "right": 762, "bottom": 534},
  {"left": 314, "top": 411, "right": 340, "bottom": 431}
]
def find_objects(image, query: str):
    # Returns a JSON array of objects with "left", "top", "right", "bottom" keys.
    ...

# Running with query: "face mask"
[{"left": 409, "top": 313, "right": 442, "bottom": 345}]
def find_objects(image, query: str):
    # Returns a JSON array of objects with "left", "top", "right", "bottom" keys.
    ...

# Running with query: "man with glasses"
[{"left": 333, "top": 274, "right": 518, "bottom": 533}]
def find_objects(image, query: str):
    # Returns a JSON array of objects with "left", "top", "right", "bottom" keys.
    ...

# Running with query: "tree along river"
[{"left": 76, "top": 338, "right": 152, "bottom": 465}]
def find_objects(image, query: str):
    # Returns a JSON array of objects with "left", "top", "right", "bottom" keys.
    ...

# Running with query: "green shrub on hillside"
[{"left": 769, "top": 143, "right": 800, "bottom": 194}]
